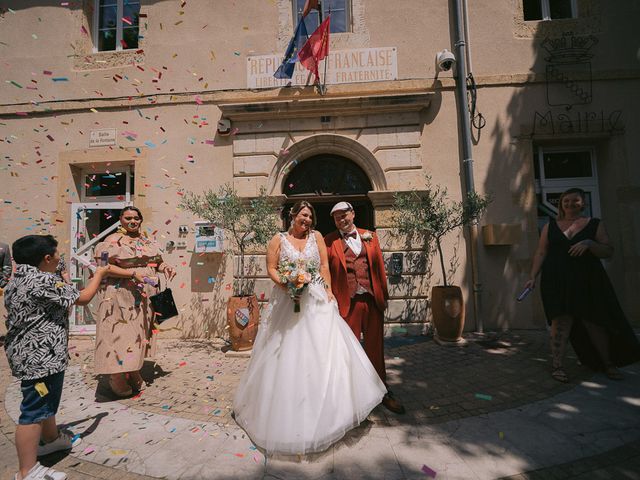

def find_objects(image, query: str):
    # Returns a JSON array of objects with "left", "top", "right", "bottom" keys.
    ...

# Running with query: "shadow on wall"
[
  {"left": 178, "top": 253, "right": 228, "bottom": 339},
  {"left": 383, "top": 232, "right": 435, "bottom": 329},
  {"left": 477, "top": 20, "right": 632, "bottom": 329},
  {"left": 465, "top": 21, "right": 555, "bottom": 330},
  {"left": 179, "top": 291, "right": 227, "bottom": 340},
  {"left": 237, "top": 254, "right": 267, "bottom": 300}
]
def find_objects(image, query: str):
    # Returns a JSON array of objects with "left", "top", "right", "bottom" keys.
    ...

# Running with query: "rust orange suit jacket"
[{"left": 324, "top": 228, "right": 389, "bottom": 319}]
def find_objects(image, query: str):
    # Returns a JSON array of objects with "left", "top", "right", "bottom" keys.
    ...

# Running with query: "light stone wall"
[{"left": 1, "top": 1, "right": 639, "bottom": 337}]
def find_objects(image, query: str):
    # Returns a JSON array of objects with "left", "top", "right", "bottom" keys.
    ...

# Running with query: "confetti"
[
  {"left": 52, "top": 77, "right": 69, "bottom": 82},
  {"left": 83, "top": 446, "right": 95, "bottom": 455},
  {"left": 475, "top": 393, "right": 492, "bottom": 401},
  {"left": 421, "top": 465, "right": 437, "bottom": 478},
  {"left": 34, "top": 382, "right": 49, "bottom": 397},
  {"left": 110, "top": 449, "right": 127, "bottom": 455}
]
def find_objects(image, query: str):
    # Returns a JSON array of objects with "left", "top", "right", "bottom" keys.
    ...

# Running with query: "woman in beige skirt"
[{"left": 94, "top": 206, "right": 175, "bottom": 397}]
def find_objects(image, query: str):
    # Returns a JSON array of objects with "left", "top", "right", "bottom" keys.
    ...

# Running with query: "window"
[
  {"left": 81, "top": 167, "right": 134, "bottom": 202},
  {"left": 293, "top": 0, "right": 351, "bottom": 33},
  {"left": 523, "top": 0, "right": 577, "bottom": 21},
  {"left": 93, "top": 0, "right": 141, "bottom": 52},
  {"left": 533, "top": 146, "right": 600, "bottom": 229},
  {"left": 282, "top": 154, "right": 373, "bottom": 235},
  {"left": 284, "top": 155, "right": 371, "bottom": 197}
]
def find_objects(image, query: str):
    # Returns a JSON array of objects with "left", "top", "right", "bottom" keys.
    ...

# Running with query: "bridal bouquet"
[{"left": 277, "top": 259, "right": 320, "bottom": 312}]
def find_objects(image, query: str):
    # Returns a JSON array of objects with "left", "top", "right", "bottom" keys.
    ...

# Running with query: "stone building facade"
[{"left": 1, "top": 0, "right": 638, "bottom": 338}]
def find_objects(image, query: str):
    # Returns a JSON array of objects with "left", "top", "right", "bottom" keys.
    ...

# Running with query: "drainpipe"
[{"left": 452, "top": 0, "right": 483, "bottom": 333}]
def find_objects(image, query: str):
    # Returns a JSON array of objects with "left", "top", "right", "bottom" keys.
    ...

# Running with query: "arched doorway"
[{"left": 282, "top": 154, "right": 374, "bottom": 235}]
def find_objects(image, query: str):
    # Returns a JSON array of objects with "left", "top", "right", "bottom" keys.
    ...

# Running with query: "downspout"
[{"left": 452, "top": 0, "right": 483, "bottom": 333}]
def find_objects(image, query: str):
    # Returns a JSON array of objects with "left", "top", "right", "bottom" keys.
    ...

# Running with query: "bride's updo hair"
[{"left": 289, "top": 201, "right": 317, "bottom": 229}]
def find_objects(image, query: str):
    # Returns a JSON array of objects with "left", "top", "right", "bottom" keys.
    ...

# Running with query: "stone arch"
[{"left": 266, "top": 134, "right": 387, "bottom": 195}]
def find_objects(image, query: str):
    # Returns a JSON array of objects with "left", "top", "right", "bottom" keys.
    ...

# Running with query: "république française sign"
[{"left": 247, "top": 47, "right": 398, "bottom": 89}]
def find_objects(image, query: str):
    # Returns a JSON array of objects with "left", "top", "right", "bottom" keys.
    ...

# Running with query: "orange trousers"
[{"left": 344, "top": 293, "right": 386, "bottom": 384}]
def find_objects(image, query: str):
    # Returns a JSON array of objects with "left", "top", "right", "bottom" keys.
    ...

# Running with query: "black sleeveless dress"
[{"left": 540, "top": 218, "right": 640, "bottom": 369}]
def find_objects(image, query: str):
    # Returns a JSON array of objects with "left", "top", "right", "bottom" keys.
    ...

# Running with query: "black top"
[
  {"left": 541, "top": 218, "right": 604, "bottom": 323},
  {"left": 540, "top": 218, "right": 640, "bottom": 368}
]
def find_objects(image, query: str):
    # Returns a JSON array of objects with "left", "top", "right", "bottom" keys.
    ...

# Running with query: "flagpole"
[{"left": 319, "top": 11, "right": 330, "bottom": 96}]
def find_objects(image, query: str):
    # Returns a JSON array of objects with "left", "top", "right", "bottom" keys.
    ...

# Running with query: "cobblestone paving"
[
  {"left": 2, "top": 331, "right": 639, "bottom": 479},
  {"left": 74, "top": 331, "right": 592, "bottom": 427}
]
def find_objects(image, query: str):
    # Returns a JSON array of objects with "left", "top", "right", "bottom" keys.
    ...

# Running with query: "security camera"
[
  {"left": 436, "top": 49, "right": 456, "bottom": 72},
  {"left": 217, "top": 118, "right": 231, "bottom": 135}
]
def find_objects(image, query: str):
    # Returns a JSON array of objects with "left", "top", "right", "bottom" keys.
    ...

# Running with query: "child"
[
  {"left": 0, "top": 241, "right": 11, "bottom": 289},
  {"left": 4, "top": 234, "right": 143, "bottom": 480}
]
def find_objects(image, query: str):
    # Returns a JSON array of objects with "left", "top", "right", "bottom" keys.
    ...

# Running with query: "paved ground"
[{"left": 1, "top": 330, "right": 639, "bottom": 479}]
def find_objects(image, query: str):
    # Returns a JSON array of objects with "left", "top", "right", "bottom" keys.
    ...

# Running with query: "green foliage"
[
  {"left": 392, "top": 176, "right": 490, "bottom": 286},
  {"left": 180, "top": 184, "right": 279, "bottom": 296}
]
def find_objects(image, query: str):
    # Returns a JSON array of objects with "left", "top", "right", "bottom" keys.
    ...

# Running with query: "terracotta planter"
[
  {"left": 431, "top": 285, "right": 465, "bottom": 342},
  {"left": 227, "top": 295, "right": 260, "bottom": 351}
]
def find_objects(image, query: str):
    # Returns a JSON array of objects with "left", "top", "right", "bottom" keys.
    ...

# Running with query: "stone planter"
[
  {"left": 431, "top": 285, "right": 465, "bottom": 343},
  {"left": 227, "top": 294, "right": 260, "bottom": 351}
]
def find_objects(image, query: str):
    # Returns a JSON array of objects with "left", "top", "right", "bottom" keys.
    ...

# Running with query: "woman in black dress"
[{"left": 525, "top": 188, "right": 640, "bottom": 382}]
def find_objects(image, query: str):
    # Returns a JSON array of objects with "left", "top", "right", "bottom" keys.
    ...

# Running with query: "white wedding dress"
[{"left": 233, "top": 232, "right": 386, "bottom": 455}]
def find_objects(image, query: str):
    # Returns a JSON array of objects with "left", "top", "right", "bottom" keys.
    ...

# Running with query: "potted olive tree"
[
  {"left": 392, "top": 176, "right": 489, "bottom": 343},
  {"left": 181, "top": 185, "right": 279, "bottom": 351}
]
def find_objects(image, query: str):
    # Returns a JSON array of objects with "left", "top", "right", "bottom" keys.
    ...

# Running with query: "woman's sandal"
[
  {"left": 109, "top": 375, "right": 133, "bottom": 398},
  {"left": 604, "top": 366, "right": 623, "bottom": 380},
  {"left": 551, "top": 367, "right": 569, "bottom": 383}
]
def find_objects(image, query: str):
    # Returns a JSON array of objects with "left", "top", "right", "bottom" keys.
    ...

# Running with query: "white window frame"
[
  {"left": 80, "top": 166, "right": 134, "bottom": 203},
  {"left": 292, "top": 0, "right": 352, "bottom": 33},
  {"left": 525, "top": 0, "right": 578, "bottom": 21},
  {"left": 534, "top": 145, "right": 601, "bottom": 222},
  {"left": 69, "top": 201, "right": 129, "bottom": 333},
  {"left": 92, "top": 0, "right": 140, "bottom": 53}
]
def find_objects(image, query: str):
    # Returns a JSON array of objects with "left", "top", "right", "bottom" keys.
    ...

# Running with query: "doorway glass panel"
[
  {"left": 70, "top": 204, "right": 123, "bottom": 330},
  {"left": 283, "top": 155, "right": 373, "bottom": 235}
]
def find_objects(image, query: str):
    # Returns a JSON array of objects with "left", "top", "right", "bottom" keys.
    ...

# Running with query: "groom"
[{"left": 324, "top": 202, "right": 405, "bottom": 414}]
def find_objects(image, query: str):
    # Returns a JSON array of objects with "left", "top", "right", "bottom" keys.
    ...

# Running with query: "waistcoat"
[{"left": 343, "top": 240, "right": 373, "bottom": 297}]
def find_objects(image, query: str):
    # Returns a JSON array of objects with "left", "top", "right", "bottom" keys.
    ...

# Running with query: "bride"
[{"left": 233, "top": 201, "right": 386, "bottom": 455}]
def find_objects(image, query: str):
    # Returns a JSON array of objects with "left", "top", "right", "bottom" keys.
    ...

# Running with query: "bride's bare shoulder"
[{"left": 269, "top": 232, "right": 284, "bottom": 246}]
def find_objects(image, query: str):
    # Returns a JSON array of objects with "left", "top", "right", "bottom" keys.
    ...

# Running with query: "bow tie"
[{"left": 343, "top": 231, "right": 357, "bottom": 239}]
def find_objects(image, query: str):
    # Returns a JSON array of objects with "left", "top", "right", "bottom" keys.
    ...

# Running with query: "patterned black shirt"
[
  {"left": 0, "top": 242, "right": 11, "bottom": 289},
  {"left": 4, "top": 264, "right": 80, "bottom": 380}
]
